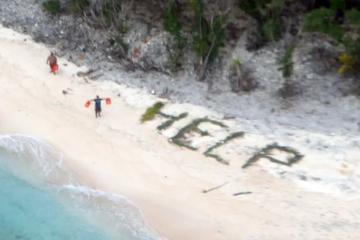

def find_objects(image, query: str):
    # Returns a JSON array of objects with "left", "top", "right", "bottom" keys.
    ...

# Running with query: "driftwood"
[
  {"left": 82, "top": 77, "right": 91, "bottom": 84},
  {"left": 233, "top": 191, "right": 252, "bottom": 196},
  {"left": 88, "top": 73, "right": 104, "bottom": 80},
  {"left": 197, "top": 1, "right": 233, "bottom": 81},
  {"left": 203, "top": 181, "right": 229, "bottom": 193},
  {"left": 76, "top": 68, "right": 98, "bottom": 77},
  {"left": 55, "top": 51, "right": 67, "bottom": 58},
  {"left": 222, "top": 115, "right": 235, "bottom": 120}
]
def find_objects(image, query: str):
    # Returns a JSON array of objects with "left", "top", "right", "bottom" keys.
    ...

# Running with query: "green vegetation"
[
  {"left": 238, "top": 0, "right": 291, "bottom": 43},
  {"left": 115, "top": 21, "right": 129, "bottom": 55},
  {"left": 157, "top": 113, "right": 188, "bottom": 130},
  {"left": 189, "top": 0, "right": 228, "bottom": 80},
  {"left": 42, "top": 0, "right": 61, "bottom": 14},
  {"left": 278, "top": 43, "right": 297, "bottom": 98},
  {"left": 101, "top": 0, "right": 122, "bottom": 24},
  {"left": 191, "top": 0, "right": 226, "bottom": 62},
  {"left": 69, "top": 0, "right": 90, "bottom": 14},
  {"left": 343, "top": 11, "right": 360, "bottom": 58},
  {"left": 303, "top": 8, "right": 344, "bottom": 42},
  {"left": 278, "top": 43, "right": 296, "bottom": 78},
  {"left": 346, "top": 8, "right": 360, "bottom": 25},
  {"left": 204, "top": 132, "right": 244, "bottom": 165},
  {"left": 163, "top": 0, "right": 229, "bottom": 76},
  {"left": 242, "top": 142, "right": 303, "bottom": 169},
  {"left": 302, "top": 1, "right": 360, "bottom": 74},
  {"left": 140, "top": 102, "right": 165, "bottom": 123},
  {"left": 237, "top": 0, "right": 265, "bottom": 20},
  {"left": 192, "top": 11, "right": 225, "bottom": 61},
  {"left": 338, "top": 52, "right": 359, "bottom": 73},
  {"left": 40, "top": 0, "right": 360, "bottom": 82},
  {"left": 118, "top": 22, "right": 128, "bottom": 35},
  {"left": 170, "top": 118, "right": 227, "bottom": 150},
  {"left": 116, "top": 37, "right": 129, "bottom": 55},
  {"left": 330, "top": 0, "right": 346, "bottom": 9},
  {"left": 164, "top": 2, "right": 184, "bottom": 43},
  {"left": 163, "top": 2, "right": 187, "bottom": 72},
  {"left": 232, "top": 57, "right": 241, "bottom": 67},
  {"left": 262, "top": 17, "right": 284, "bottom": 42},
  {"left": 140, "top": 102, "right": 188, "bottom": 130},
  {"left": 140, "top": 102, "right": 305, "bottom": 168}
]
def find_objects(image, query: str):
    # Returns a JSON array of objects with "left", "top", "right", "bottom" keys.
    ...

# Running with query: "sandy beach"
[{"left": 1, "top": 26, "right": 360, "bottom": 240}]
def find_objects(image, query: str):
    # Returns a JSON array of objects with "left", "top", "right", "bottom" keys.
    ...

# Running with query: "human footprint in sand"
[
  {"left": 46, "top": 52, "right": 58, "bottom": 75},
  {"left": 91, "top": 95, "right": 104, "bottom": 118}
]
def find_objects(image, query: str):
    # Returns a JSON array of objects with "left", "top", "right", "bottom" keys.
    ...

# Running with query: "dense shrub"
[
  {"left": 238, "top": 0, "right": 290, "bottom": 43},
  {"left": 163, "top": 2, "right": 186, "bottom": 71},
  {"left": 42, "top": 0, "right": 61, "bottom": 14},
  {"left": 303, "top": 8, "right": 344, "bottom": 42},
  {"left": 164, "top": 2, "right": 183, "bottom": 38},
  {"left": 101, "top": 0, "right": 122, "bottom": 24},
  {"left": 69, "top": 0, "right": 90, "bottom": 14},
  {"left": 191, "top": 0, "right": 226, "bottom": 62},
  {"left": 303, "top": 4, "right": 360, "bottom": 73}
]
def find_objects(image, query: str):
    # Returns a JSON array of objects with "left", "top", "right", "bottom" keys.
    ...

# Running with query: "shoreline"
[
  {"left": 0, "top": 27, "right": 242, "bottom": 239},
  {"left": 1, "top": 26, "right": 360, "bottom": 240},
  {"left": 0, "top": 133, "right": 161, "bottom": 240}
]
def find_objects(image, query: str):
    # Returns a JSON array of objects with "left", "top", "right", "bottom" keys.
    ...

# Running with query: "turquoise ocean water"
[{"left": 0, "top": 134, "right": 163, "bottom": 240}]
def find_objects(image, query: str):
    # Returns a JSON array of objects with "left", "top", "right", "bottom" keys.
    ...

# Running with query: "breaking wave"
[{"left": 0, "top": 134, "right": 164, "bottom": 240}]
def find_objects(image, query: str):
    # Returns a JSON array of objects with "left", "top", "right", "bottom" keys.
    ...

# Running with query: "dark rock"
[
  {"left": 312, "top": 177, "right": 321, "bottom": 181},
  {"left": 278, "top": 81, "right": 303, "bottom": 99},
  {"left": 229, "top": 62, "right": 258, "bottom": 93},
  {"left": 245, "top": 27, "right": 266, "bottom": 52},
  {"left": 298, "top": 174, "right": 307, "bottom": 181},
  {"left": 123, "top": 61, "right": 135, "bottom": 72}
]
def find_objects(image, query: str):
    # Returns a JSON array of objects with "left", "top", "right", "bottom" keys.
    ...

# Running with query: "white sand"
[{"left": 1, "top": 26, "right": 360, "bottom": 240}]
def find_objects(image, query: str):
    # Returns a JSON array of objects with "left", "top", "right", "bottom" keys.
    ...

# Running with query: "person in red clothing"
[{"left": 46, "top": 52, "right": 58, "bottom": 75}]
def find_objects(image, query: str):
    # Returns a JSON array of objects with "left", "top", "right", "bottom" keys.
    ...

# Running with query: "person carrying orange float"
[
  {"left": 46, "top": 52, "right": 58, "bottom": 75},
  {"left": 86, "top": 95, "right": 111, "bottom": 118}
]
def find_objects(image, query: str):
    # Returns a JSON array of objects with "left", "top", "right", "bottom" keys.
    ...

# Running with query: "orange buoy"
[
  {"left": 51, "top": 64, "right": 59, "bottom": 73},
  {"left": 106, "top": 98, "right": 111, "bottom": 105},
  {"left": 78, "top": 56, "right": 84, "bottom": 60},
  {"left": 85, "top": 100, "right": 91, "bottom": 108}
]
